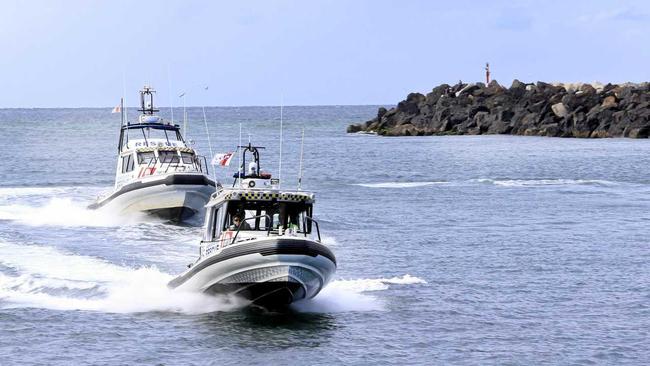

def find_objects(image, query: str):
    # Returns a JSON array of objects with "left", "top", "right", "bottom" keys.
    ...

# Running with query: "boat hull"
[
  {"left": 89, "top": 173, "right": 215, "bottom": 222},
  {"left": 169, "top": 238, "right": 336, "bottom": 308}
]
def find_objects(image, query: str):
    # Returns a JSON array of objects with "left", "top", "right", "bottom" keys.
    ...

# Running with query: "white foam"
[
  {"left": 321, "top": 236, "right": 338, "bottom": 246},
  {"left": 381, "top": 274, "right": 427, "bottom": 285},
  {"left": 0, "top": 273, "right": 97, "bottom": 292},
  {"left": 0, "top": 186, "right": 68, "bottom": 198},
  {"left": 0, "top": 197, "right": 149, "bottom": 227},
  {"left": 0, "top": 240, "right": 426, "bottom": 315},
  {"left": 354, "top": 181, "right": 447, "bottom": 188},
  {"left": 0, "top": 241, "right": 129, "bottom": 283},
  {"left": 292, "top": 274, "right": 427, "bottom": 313},
  {"left": 0, "top": 241, "right": 243, "bottom": 314},
  {"left": 476, "top": 178, "right": 617, "bottom": 187}
]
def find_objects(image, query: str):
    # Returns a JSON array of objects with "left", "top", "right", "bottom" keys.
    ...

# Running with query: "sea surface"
[{"left": 0, "top": 106, "right": 649, "bottom": 365}]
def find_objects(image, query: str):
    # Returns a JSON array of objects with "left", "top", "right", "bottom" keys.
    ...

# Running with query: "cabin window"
[
  {"left": 277, "top": 202, "right": 309, "bottom": 233},
  {"left": 210, "top": 208, "right": 220, "bottom": 240},
  {"left": 137, "top": 152, "right": 155, "bottom": 164},
  {"left": 127, "top": 155, "right": 135, "bottom": 172},
  {"left": 158, "top": 151, "right": 179, "bottom": 163},
  {"left": 181, "top": 152, "right": 195, "bottom": 164},
  {"left": 224, "top": 200, "right": 312, "bottom": 234},
  {"left": 121, "top": 154, "right": 135, "bottom": 173},
  {"left": 142, "top": 127, "right": 182, "bottom": 142}
]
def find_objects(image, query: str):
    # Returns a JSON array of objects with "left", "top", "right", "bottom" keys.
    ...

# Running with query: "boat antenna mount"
[
  {"left": 139, "top": 85, "right": 160, "bottom": 115},
  {"left": 233, "top": 143, "right": 266, "bottom": 183}
]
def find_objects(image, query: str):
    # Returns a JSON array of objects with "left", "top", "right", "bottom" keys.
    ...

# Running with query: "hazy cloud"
[{"left": 577, "top": 7, "right": 650, "bottom": 24}]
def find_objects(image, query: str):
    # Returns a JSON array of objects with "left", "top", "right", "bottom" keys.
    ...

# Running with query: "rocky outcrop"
[{"left": 347, "top": 80, "right": 650, "bottom": 138}]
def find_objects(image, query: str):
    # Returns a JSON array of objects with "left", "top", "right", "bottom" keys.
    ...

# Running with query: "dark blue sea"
[{"left": 0, "top": 106, "right": 649, "bottom": 365}]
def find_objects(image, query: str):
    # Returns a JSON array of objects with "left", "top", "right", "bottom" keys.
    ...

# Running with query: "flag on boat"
[
  {"left": 111, "top": 98, "right": 122, "bottom": 113},
  {"left": 212, "top": 152, "right": 234, "bottom": 167}
]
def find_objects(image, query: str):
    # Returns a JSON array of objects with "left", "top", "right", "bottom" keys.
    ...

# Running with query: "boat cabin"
[
  {"left": 113, "top": 86, "right": 209, "bottom": 188},
  {"left": 201, "top": 188, "right": 319, "bottom": 256},
  {"left": 198, "top": 142, "right": 320, "bottom": 256}
]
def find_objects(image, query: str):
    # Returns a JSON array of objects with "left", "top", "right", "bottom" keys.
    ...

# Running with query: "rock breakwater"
[{"left": 347, "top": 80, "right": 650, "bottom": 138}]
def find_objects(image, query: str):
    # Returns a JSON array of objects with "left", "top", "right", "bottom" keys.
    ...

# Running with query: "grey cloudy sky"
[{"left": 1, "top": 0, "right": 649, "bottom": 107}]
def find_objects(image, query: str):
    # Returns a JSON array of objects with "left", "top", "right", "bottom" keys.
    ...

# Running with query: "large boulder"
[
  {"left": 346, "top": 124, "right": 363, "bottom": 133},
  {"left": 425, "top": 84, "right": 450, "bottom": 105},
  {"left": 346, "top": 80, "right": 650, "bottom": 138},
  {"left": 601, "top": 95, "right": 618, "bottom": 109},
  {"left": 551, "top": 103, "right": 569, "bottom": 118},
  {"left": 396, "top": 93, "right": 423, "bottom": 115},
  {"left": 377, "top": 107, "right": 388, "bottom": 119}
]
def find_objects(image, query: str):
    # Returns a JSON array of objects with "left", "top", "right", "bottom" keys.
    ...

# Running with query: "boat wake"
[
  {"left": 292, "top": 274, "right": 427, "bottom": 313},
  {"left": 475, "top": 178, "right": 620, "bottom": 187},
  {"left": 320, "top": 236, "right": 338, "bottom": 246},
  {"left": 0, "top": 240, "right": 242, "bottom": 314},
  {"left": 0, "top": 186, "right": 151, "bottom": 227},
  {"left": 0, "top": 197, "right": 152, "bottom": 227},
  {"left": 354, "top": 181, "right": 447, "bottom": 188},
  {"left": 0, "top": 240, "right": 425, "bottom": 314},
  {"left": 0, "top": 186, "right": 73, "bottom": 199},
  {"left": 353, "top": 178, "right": 629, "bottom": 189}
]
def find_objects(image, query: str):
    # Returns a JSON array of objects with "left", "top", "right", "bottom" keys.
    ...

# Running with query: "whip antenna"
[
  {"left": 278, "top": 95, "right": 284, "bottom": 188},
  {"left": 167, "top": 65, "right": 174, "bottom": 124},
  {"left": 237, "top": 123, "right": 242, "bottom": 184},
  {"left": 122, "top": 70, "right": 129, "bottom": 147},
  {"left": 119, "top": 97, "right": 124, "bottom": 125},
  {"left": 298, "top": 127, "right": 305, "bottom": 190},
  {"left": 201, "top": 86, "right": 217, "bottom": 190},
  {"left": 179, "top": 92, "right": 187, "bottom": 139}
]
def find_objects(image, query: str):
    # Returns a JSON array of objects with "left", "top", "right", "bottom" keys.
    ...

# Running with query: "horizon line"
[{"left": 0, "top": 103, "right": 393, "bottom": 110}]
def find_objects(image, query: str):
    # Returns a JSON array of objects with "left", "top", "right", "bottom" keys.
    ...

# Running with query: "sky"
[{"left": 0, "top": 0, "right": 649, "bottom": 107}]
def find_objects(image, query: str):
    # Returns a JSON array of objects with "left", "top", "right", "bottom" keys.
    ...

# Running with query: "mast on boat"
[{"left": 139, "top": 86, "right": 159, "bottom": 116}]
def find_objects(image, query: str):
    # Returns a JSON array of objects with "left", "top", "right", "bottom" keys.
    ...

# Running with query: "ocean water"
[{"left": 0, "top": 106, "right": 649, "bottom": 365}]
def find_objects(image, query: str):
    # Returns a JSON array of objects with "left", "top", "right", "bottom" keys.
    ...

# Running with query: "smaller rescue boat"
[{"left": 168, "top": 144, "right": 336, "bottom": 308}]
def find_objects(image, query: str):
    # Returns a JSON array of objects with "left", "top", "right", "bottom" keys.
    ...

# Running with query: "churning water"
[{"left": 0, "top": 106, "right": 648, "bottom": 364}]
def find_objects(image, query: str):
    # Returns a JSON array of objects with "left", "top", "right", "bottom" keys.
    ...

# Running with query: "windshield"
[
  {"left": 143, "top": 127, "right": 180, "bottom": 141},
  {"left": 137, "top": 151, "right": 155, "bottom": 164},
  {"left": 223, "top": 200, "right": 312, "bottom": 233},
  {"left": 181, "top": 152, "right": 195, "bottom": 164},
  {"left": 158, "top": 151, "right": 179, "bottom": 163}
]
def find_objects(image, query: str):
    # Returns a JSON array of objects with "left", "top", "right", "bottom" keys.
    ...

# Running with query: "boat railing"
[
  {"left": 198, "top": 155, "right": 209, "bottom": 175},
  {"left": 231, "top": 214, "right": 273, "bottom": 244},
  {"left": 304, "top": 216, "right": 322, "bottom": 242}
]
